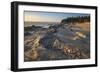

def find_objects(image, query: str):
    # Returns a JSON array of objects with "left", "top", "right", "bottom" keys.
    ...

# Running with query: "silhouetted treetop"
[{"left": 61, "top": 16, "right": 90, "bottom": 24}]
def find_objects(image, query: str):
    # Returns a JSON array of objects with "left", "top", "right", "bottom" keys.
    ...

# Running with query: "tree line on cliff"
[{"left": 61, "top": 16, "right": 90, "bottom": 24}]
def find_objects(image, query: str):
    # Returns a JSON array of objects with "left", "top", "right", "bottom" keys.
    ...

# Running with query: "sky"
[{"left": 24, "top": 11, "right": 89, "bottom": 23}]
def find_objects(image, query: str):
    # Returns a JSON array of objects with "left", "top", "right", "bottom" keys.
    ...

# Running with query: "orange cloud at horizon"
[
  {"left": 24, "top": 14, "right": 60, "bottom": 22},
  {"left": 24, "top": 14, "right": 44, "bottom": 22}
]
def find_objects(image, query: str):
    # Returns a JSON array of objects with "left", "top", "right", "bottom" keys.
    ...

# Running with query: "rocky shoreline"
[{"left": 24, "top": 16, "right": 90, "bottom": 62}]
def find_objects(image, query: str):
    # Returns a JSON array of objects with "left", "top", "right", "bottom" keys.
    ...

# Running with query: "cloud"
[{"left": 24, "top": 14, "right": 59, "bottom": 22}]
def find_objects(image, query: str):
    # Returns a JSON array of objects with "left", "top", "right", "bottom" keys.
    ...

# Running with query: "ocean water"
[{"left": 24, "top": 22, "right": 59, "bottom": 28}]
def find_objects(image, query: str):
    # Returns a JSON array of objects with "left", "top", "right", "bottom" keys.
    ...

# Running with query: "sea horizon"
[{"left": 24, "top": 21, "right": 60, "bottom": 27}]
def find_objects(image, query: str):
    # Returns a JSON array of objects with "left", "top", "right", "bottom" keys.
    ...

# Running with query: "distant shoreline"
[{"left": 24, "top": 22, "right": 60, "bottom": 27}]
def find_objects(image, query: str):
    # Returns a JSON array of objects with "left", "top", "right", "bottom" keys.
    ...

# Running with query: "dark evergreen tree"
[{"left": 61, "top": 16, "right": 90, "bottom": 24}]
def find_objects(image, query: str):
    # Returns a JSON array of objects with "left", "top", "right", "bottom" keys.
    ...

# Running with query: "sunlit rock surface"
[{"left": 24, "top": 21, "right": 90, "bottom": 61}]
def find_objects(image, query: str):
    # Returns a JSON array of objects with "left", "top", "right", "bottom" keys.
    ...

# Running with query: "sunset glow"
[{"left": 24, "top": 11, "right": 89, "bottom": 23}]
